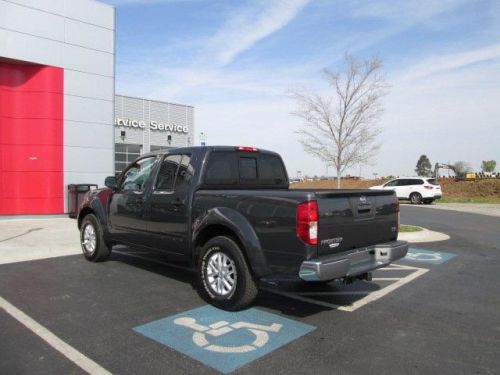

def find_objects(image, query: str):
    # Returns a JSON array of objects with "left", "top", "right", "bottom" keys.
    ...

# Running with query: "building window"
[
  {"left": 150, "top": 145, "right": 173, "bottom": 152},
  {"left": 115, "top": 143, "right": 142, "bottom": 174}
]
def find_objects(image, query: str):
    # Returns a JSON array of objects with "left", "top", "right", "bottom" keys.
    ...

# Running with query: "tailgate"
[{"left": 315, "top": 190, "right": 399, "bottom": 257}]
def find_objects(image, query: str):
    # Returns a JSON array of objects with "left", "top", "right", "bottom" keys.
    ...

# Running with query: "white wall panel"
[
  {"left": 65, "top": 70, "right": 114, "bottom": 101},
  {"left": 0, "top": 27, "right": 63, "bottom": 67},
  {"left": 63, "top": 171, "right": 112, "bottom": 213},
  {"left": 64, "top": 172, "right": 112, "bottom": 186},
  {"left": 64, "top": 146, "right": 114, "bottom": 173},
  {"left": 63, "top": 43, "right": 113, "bottom": 76},
  {"left": 5, "top": 0, "right": 65, "bottom": 15},
  {"left": 64, "top": 0, "right": 114, "bottom": 30},
  {"left": 65, "top": 18, "right": 114, "bottom": 52},
  {"left": 65, "top": 95, "right": 113, "bottom": 125},
  {"left": 0, "top": 1, "right": 64, "bottom": 41},
  {"left": 1, "top": 0, "right": 115, "bottom": 213},
  {"left": 114, "top": 95, "right": 194, "bottom": 150},
  {"left": 65, "top": 121, "right": 114, "bottom": 149}
]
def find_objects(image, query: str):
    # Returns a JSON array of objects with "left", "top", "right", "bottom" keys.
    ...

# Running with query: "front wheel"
[
  {"left": 80, "top": 214, "right": 111, "bottom": 262},
  {"left": 198, "top": 236, "right": 258, "bottom": 311},
  {"left": 410, "top": 192, "right": 423, "bottom": 204}
]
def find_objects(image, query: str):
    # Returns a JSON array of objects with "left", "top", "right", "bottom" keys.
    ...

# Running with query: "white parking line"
[
  {"left": 297, "top": 291, "right": 371, "bottom": 296},
  {"left": 0, "top": 296, "right": 111, "bottom": 375},
  {"left": 262, "top": 264, "right": 429, "bottom": 312},
  {"left": 338, "top": 267, "right": 429, "bottom": 312}
]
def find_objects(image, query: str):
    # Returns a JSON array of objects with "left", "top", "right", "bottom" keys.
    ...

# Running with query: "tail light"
[
  {"left": 235, "top": 146, "right": 258, "bottom": 152},
  {"left": 424, "top": 186, "right": 434, "bottom": 190},
  {"left": 396, "top": 200, "right": 400, "bottom": 229},
  {"left": 297, "top": 201, "right": 318, "bottom": 245}
]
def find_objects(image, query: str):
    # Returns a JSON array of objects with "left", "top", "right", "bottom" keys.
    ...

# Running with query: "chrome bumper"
[{"left": 299, "top": 240, "right": 409, "bottom": 282}]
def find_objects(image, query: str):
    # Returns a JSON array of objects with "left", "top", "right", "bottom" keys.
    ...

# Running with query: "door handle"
[{"left": 172, "top": 198, "right": 183, "bottom": 206}]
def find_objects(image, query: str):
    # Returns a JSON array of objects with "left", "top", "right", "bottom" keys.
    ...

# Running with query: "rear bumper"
[{"left": 299, "top": 240, "right": 409, "bottom": 282}]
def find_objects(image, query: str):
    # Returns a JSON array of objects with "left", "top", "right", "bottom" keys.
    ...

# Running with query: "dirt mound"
[
  {"left": 292, "top": 178, "right": 500, "bottom": 198},
  {"left": 438, "top": 178, "right": 500, "bottom": 198}
]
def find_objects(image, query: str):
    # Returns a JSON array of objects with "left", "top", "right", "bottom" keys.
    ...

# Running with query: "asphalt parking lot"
[{"left": 1, "top": 206, "right": 499, "bottom": 374}]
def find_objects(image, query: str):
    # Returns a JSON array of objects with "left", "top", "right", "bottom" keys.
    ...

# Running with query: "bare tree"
[{"left": 291, "top": 54, "right": 387, "bottom": 188}]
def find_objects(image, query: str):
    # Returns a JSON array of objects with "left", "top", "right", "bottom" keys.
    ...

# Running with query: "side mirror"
[{"left": 104, "top": 176, "right": 117, "bottom": 189}]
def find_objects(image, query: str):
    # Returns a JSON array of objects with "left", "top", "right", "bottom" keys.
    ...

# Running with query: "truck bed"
[{"left": 194, "top": 188, "right": 399, "bottom": 275}]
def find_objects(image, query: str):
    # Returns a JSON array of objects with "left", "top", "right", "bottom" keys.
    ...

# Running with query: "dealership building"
[
  {"left": 114, "top": 95, "right": 193, "bottom": 174},
  {"left": 0, "top": 0, "right": 194, "bottom": 215}
]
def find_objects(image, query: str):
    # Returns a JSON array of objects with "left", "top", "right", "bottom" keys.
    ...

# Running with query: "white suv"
[{"left": 370, "top": 177, "right": 442, "bottom": 204}]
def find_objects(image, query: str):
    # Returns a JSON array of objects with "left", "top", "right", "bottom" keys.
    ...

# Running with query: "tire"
[
  {"left": 410, "top": 192, "right": 423, "bottom": 204},
  {"left": 80, "top": 214, "right": 111, "bottom": 262},
  {"left": 198, "top": 236, "right": 258, "bottom": 311}
]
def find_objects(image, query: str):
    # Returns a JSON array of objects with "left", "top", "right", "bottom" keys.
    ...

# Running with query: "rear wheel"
[
  {"left": 198, "top": 236, "right": 258, "bottom": 311},
  {"left": 410, "top": 192, "right": 423, "bottom": 204},
  {"left": 80, "top": 214, "right": 111, "bottom": 262}
]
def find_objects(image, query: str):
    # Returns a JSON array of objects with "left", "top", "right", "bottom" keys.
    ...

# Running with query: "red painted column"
[{"left": 0, "top": 61, "right": 64, "bottom": 214}]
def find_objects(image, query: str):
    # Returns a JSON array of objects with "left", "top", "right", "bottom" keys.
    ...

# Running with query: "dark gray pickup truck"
[{"left": 77, "top": 146, "right": 408, "bottom": 310}]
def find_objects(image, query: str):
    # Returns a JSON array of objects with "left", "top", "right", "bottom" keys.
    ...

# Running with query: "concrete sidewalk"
[
  {"left": 402, "top": 202, "right": 500, "bottom": 217},
  {"left": 0, "top": 216, "right": 451, "bottom": 266},
  {"left": 0, "top": 218, "right": 80, "bottom": 265}
]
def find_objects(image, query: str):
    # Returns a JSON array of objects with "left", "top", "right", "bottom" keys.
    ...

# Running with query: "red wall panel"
[{"left": 0, "top": 62, "right": 64, "bottom": 215}]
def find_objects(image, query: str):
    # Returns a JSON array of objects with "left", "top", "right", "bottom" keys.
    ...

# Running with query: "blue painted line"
[
  {"left": 405, "top": 247, "right": 456, "bottom": 264},
  {"left": 133, "top": 305, "right": 315, "bottom": 374}
]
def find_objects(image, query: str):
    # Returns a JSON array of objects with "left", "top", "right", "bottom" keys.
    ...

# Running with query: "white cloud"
[
  {"left": 105, "top": 0, "right": 198, "bottom": 5},
  {"left": 349, "top": 0, "right": 467, "bottom": 23},
  {"left": 114, "top": 0, "right": 499, "bottom": 178},
  {"left": 117, "top": 0, "right": 311, "bottom": 99},
  {"left": 397, "top": 44, "right": 500, "bottom": 82},
  {"left": 203, "top": 0, "right": 311, "bottom": 67},
  {"left": 371, "top": 47, "right": 500, "bottom": 177}
]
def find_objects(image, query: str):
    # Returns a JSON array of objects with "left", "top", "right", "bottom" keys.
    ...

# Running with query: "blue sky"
[{"left": 103, "top": 0, "right": 500, "bottom": 178}]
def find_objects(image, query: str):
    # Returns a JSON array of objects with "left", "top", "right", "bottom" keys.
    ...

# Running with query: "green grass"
[
  {"left": 437, "top": 197, "right": 500, "bottom": 204},
  {"left": 399, "top": 225, "right": 423, "bottom": 233}
]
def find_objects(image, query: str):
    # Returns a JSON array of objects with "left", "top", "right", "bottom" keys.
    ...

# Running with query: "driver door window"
[{"left": 121, "top": 157, "right": 156, "bottom": 192}]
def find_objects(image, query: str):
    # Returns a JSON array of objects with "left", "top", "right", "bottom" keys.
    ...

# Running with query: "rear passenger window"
[
  {"left": 410, "top": 179, "right": 424, "bottom": 185},
  {"left": 205, "top": 152, "right": 238, "bottom": 185},
  {"left": 156, "top": 155, "right": 181, "bottom": 191},
  {"left": 205, "top": 151, "right": 287, "bottom": 186},
  {"left": 175, "top": 155, "right": 194, "bottom": 190},
  {"left": 259, "top": 154, "right": 286, "bottom": 185}
]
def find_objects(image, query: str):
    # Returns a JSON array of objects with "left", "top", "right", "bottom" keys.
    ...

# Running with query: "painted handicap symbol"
[
  {"left": 174, "top": 316, "right": 282, "bottom": 353},
  {"left": 134, "top": 305, "right": 315, "bottom": 373},
  {"left": 405, "top": 248, "right": 456, "bottom": 264},
  {"left": 406, "top": 252, "right": 442, "bottom": 261}
]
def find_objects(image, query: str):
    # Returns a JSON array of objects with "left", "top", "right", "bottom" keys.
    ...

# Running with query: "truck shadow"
[
  {"left": 110, "top": 247, "right": 197, "bottom": 286},
  {"left": 109, "top": 246, "right": 384, "bottom": 318},
  {"left": 256, "top": 278, "right": 383, "bottom": 317}
]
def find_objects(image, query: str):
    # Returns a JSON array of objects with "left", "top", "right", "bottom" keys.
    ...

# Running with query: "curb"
[{"left": 398, "top": 226, "right": 450, "bottom": 243}]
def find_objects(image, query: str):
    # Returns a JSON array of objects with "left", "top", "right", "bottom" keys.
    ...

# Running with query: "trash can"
[{"left": 67, "top": 184, "right": 98, "bottom": 218}]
